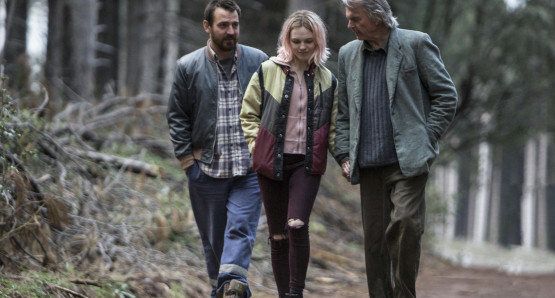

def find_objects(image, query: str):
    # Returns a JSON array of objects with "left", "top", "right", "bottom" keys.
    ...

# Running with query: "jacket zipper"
[
  {"left": 296, "top": 72, "right": 304, "bottom": 153},
  {"left": 211, "top": 61, "right": 219, "bottom": 163}
]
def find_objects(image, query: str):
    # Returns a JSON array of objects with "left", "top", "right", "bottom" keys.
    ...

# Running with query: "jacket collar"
[
  {"left": 205, "top": 39, "right": 242, "bottom": 62},
  {"left": 269, "top": 56, "right": 316, "bottom": 77},
  {"left": 386, "top": 27, "right": 401, "bottom": 53},
  {"left": 385, "top": 27, "right": 403, "bottom": 101}
]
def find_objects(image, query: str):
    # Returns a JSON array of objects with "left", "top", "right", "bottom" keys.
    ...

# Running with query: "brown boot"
[{"left": 223, "top": 279, "right": 248, "bottom": 298}]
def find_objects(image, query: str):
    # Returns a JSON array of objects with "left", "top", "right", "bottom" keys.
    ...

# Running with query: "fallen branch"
[
  {"left": 0, "top": 274, "right": 31, "bottom": 280},
  {"left": 30, "top": 230, "right": 52, "bottom": 267},
  {"left": 79, "top": 106, "right": 135, "bottom": 133},
  {"left": 47, "top": 282, "right": 90, "bottom": 298},
  {"left": 91, "top": 93, "right": 166, "bottom": 117},
  {"left": 10, "top": 236, "right": 42, "bottom": 265},
  {"left": 31, "top": 86, "right": 50, "bottom": 119},
  {"left": 69, "top": 278, "right": 103, "bottom": 288},
  {"left": 63, "top": 147, "right": 165, "bottom": 178},
  {"left": 11, "top": 123, "right": 94, "bottom": 180},
  {"left": 0, "top": 248, "right": 30, "bottom": 270}
]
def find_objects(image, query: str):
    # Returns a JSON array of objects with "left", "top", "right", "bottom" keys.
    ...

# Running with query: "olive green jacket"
[{"left": 334, "top": 27, "right": 457, "bottom": 184}]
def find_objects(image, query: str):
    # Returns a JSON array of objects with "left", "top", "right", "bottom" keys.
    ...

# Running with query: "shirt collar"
[
  {"left": 209, "top": 42, "right": 237, "bottom": 62},
  {"left": 362, "top": 32, "right": 390, "bottom": 53}
]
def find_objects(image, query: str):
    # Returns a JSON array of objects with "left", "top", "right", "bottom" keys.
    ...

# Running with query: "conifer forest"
[{"left": 0, "top": 0, "right": 555, "bottom": 297}]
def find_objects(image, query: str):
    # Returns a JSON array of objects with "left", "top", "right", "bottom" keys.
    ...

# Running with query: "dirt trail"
[
  {"left": 255, "top": 252, "right": 555, "bottom": 298},
  {"left": 415, "top": 252, "right": 555, "bottom": 298}
]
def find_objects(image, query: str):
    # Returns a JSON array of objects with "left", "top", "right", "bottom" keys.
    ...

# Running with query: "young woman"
[{"left": 240, "top": 10, "right": 338, "bottom": 298}]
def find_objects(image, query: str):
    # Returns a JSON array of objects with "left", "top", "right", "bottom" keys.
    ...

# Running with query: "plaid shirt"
[{"left": 197, "top": 48, "right": 250, "bottom": 178}]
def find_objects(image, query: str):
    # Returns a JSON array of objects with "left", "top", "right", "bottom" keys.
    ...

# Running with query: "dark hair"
[{"left": 204, "top": 0, "right": 242, "bottom": 26}]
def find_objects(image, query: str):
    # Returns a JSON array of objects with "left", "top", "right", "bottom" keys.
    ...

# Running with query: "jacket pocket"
[
  {"left": 310, "top": 123, "right": 330, "bottom": 175},
  {"left": 252, "top": 125, "right": 276, "bottom": 179}
]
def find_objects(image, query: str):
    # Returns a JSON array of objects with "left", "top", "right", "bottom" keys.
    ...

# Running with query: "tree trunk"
[
  {"left": 3, "top": 0, "right": 28, "bottom": 90},
  {"left": 66, "top": 0, "right": 99, "bottom": 100},
  {"left": 444, "top": 162, "right": 458, "bottom": 240},
  {"left": 162, "top": 0, "right": 180, "bottom": 95},
  {"left": 45, "top": 0, "right": 64, "bottom": 108},
  {"left": 473, "top": 140, "right": 492, "bottom": 244},
  {"left": 499, "top": 144, "right": 523, "bottom": 246},
  {"left": 455, "top": 148, "right": 473, "bottom": 238},
  {"left": 521, "top": 138, "right": 537, "bottom": 249},
  {"left": 126, "top": 0, "right": 142, "bottom": 95},
  {"left": 178, "top": 0, "right": 206, "bottom": 56},
  {"left": 466, "top": 150, "right": 478, "bottom": 240},
  {"left": 96, "top": 0, "right": 120, "bottom": 95},
  {"left": 487, "top": 146, "right": 502, "bottom": 245},
  {"left": 536, "top": 133, "right": 549, "bottom": 250},
  {"left": 118, "top": 0, "right": 128, "bottom": 96},
  {"left": 126, "top": 0, "right": 164, "bottom": 95}
]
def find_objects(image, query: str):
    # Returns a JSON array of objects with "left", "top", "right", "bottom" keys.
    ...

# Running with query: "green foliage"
[
  {"left": 0, "top": 76, "right": 39, "bottom": 173},
  {"left": 0, "top": 270, "right": 204, "bottom": 298},
  {"left": 0, "top": 279, "right": 48, "bottom": 297}
]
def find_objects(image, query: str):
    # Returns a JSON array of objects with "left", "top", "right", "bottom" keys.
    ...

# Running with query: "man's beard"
[{"left": 211, "top": 31, "right": 238, "bottom": 52}]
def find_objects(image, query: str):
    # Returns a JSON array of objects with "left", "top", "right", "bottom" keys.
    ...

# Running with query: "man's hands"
[
  {"left": 341, "top": 160, "right": 351, "bottom": 182},
  {"left": 179, "top": 155, "right": 195, "bottom": 174}
]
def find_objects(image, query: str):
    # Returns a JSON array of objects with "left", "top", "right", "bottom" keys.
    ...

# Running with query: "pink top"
[
  {"left": 285, "top": 69, "right": 308, "bottom": 155},
  {"left": 270, "top": 57, "right": 307, "bottom": 155}
]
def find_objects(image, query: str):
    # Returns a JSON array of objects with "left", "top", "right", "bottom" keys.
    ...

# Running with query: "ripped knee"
[
  {"left": 270, "top": 234, "right": 288, "bottom": 241},
  {"left": 268, "top": 233, "right": 288, "bottom": 248},
  {"left": 287, "top": 218, "right": 305, "bottom": 229}
]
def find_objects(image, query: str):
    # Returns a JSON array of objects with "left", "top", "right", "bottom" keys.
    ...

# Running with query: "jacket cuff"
[
  {"left": 335, "top": 153, "right": 349, "bottom": 165},
  {"left": 426, "top": 126, "right": 439, "bottom": 144},
  {"left": 178, "top": 155, "right": 195, "bottom": 172}
]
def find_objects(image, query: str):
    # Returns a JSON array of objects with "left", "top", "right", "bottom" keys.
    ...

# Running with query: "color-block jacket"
[{"left": 240, "top": 60, "right": 338, "bottom": 180}]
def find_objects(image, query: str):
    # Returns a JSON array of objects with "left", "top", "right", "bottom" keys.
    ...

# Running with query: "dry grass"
[{"left": 0, "top": 92, "right": 375, "bottom": 297}]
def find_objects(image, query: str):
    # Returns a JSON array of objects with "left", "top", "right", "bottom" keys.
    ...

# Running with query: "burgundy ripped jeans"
[{"left": 257, "top": 154, "right": 321, "bottom": 296}]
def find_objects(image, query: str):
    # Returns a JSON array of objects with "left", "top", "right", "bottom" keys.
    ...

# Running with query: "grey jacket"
[
  {"left": 334, "top": 27, "right": 457, "bottom": 184},
  {"left": 167, "top": 42, "right": 268, "bottom": 164}
]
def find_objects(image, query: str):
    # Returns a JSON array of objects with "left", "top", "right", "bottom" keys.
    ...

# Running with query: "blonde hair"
[{"left": 277, "top": 10, "right": 330, "bottom": 66}]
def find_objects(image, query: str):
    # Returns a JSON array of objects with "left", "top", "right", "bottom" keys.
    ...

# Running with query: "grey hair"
[{"left": 342, "top": 0, "right": 399, "bottom": 28}]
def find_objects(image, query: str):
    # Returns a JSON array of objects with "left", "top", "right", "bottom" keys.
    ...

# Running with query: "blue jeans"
[{"left": 187, "top": 161, "right": 262, "bottom": 298}]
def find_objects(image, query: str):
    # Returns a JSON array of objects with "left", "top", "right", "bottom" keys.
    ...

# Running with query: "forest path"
[{"left": 253, "top": 252, "right": 555, "bottom": 298}]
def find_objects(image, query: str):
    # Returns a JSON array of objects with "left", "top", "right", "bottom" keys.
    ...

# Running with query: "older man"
[
  {"left": 334, "top": 0, "right": 457, "bottom": 297},
  {"left": 167, "top": 1, "right": 267, "bottom": 297}
]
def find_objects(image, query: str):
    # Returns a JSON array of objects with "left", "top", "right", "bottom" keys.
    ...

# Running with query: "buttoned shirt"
[{"left": 197, "top": 47, "right": 250, "bottom": 178}]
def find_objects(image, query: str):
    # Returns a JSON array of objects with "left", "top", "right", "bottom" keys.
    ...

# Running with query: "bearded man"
[{"left": 167, "top": 1, "right": 268, "bottom": 297}]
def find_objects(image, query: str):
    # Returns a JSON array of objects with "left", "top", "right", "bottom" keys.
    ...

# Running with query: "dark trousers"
[
  {"left": 359, "top": 163, "right": 428, "bottom": 298},
  {"left": 257, "top": 154, "right": 321, "bottom": 296}
]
